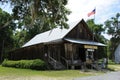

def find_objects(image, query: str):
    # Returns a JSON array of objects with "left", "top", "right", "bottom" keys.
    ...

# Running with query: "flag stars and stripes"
[{"left": 88, "top": 9, "right": 96, "bottom": 17}]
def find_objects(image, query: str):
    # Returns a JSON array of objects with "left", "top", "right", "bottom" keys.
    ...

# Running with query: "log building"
[{"left": 9, "top": 19, "right": 106, "bottom": 69}]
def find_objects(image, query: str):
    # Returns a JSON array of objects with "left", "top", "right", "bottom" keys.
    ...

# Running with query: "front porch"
[
  {"left": 46, "top": 42, "right": 102, "bottom": 70},
  {"left": 63, "top": 43, "right": 98, "bottom": 69}
]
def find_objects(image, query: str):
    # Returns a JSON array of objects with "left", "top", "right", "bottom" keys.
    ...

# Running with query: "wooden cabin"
[{"left": 9, "top": 19, "right": 106, "bottom": 69}]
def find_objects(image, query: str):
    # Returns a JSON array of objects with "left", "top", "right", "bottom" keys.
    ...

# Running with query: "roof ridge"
[{"left": 22, "top": 19, "right": 82, "bottom": 47}]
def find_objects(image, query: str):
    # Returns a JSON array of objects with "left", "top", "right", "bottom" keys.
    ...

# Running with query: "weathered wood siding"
[
  {"left": 8, "top": 44, "right": 45, "bottom": 60},
  {"left": 65, "top": 21, "right": 97, "bottom": 41},
  {"left": 47, "top": 44, "right": 64, "bottom": 61}
]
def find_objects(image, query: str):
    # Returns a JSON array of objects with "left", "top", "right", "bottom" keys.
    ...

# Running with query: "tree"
[
  {"left": 0, "top": 8, "right": 16, "bottom": 62},
  {"left": 86, "top": 19, "right": 106, "bottom": 43},
  {"left": 0, "top": 0, "right": 71, "bottom": 48},
  {"left": 104, "top": 13, "right": 120, "bottom": 60},
  {"left": 0, "top": 0, "right": 71, "bottom": 30},
  {"left": 86, "top": 19, "right": 107, "bottom": 59},
  {"left": 12, "top": 30, "right": 27, "bottom": 48}
]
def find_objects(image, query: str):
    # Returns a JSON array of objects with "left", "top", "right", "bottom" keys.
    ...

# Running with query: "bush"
[
  {"left": 2, "top": 59, "right": 47, "bottom": 70},
  {"left": 31, "top": 59, "right": 47, "bottom": 70}
]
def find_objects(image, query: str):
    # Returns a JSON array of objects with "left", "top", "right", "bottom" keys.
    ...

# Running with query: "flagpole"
[
  {"left": 93, "top": 7, "right": 96, "bottom": 41},
  {"left": 94, "top": 12, "right": 95, "bottom": 23},
  {"left": 92, "top": 7, "right": 96, "bottom": 62},
  {"left": 94, "top": 7, "right": 96, "bottom": 23},
  {"left": 87, "top": 7, "right": 96, "bottom": 41}
]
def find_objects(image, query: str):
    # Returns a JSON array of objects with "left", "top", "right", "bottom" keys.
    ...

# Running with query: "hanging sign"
[
  {"left": 84, "top": 45, "right": 98, "bottom": 49},
  {"left": 87, "top": 49, "right": 94, "bottom": 51}
]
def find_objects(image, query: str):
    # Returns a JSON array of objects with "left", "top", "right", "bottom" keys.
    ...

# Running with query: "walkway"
[{"left": 74, "top": 71, "right": 120, "bottom": 80}]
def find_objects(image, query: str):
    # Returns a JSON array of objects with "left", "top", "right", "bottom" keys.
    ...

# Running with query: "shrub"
[
  {"left": 30, "top": 59, "right": 47, "bottom": 70},
  {"left": 2, "top": 59, "right": 47, "bottom": 70},
  {"left": 1, "top": 60, "right": 18, "bottom": 67}
]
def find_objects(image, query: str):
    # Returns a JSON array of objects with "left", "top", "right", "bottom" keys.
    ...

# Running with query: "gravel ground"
[{"left": 74, "top": 71, "right": 120, "bottom": 80}]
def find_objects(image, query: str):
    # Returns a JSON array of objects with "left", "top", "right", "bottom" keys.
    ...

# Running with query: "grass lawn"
[
  {"left": 107, "top": 60, "right": 120, "bottom": 71},
  {"left": 108, "top": 64, "right": 120, "bottom": 71},
  {"left": 0, "top": 65, "right": 103, "bottom": 80}
]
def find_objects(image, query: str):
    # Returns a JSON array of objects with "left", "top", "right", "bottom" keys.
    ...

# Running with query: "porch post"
[{"left": 71, "top": 44, "right": 75, "bottom": 69}]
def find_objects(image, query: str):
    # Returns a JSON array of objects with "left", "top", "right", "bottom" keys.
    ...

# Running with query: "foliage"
[
  {"left": 86, "top": 19, "right": 107, "bottom": 59},
  {"left": 108, "top": 59, "right": 116, "bottom": 64},
  {"left": 105, "top": 13, "right": 120, "bottom": 37},
  {"left": 0, "top": 0, "right": 71, "bottom": 29},
  {"left": 2, "top": 59, "right": 47, "bottom": 70},
  {"left": 87, "top": 19, "right": 104, "bottom": 35},
  {"left": 12, "top": 30, "right": 27, "bottom": 48},
  {"left": 104, "top": 13, "right": 120, "bottom": 60},
  {"left": 0, "top": 0, "right": 71, "bottom": 49},
  {"left": 0, "top": 8, "right": 16, "bottom": 61},
  {"left": 86, "top": 19, "right": 107, "bottom": 43},
  {"left": 107, "top": 41, "right": 112, "bottom": 59},
  {"left": 30, "top": 59, "right": 47, "bottom": 70}
]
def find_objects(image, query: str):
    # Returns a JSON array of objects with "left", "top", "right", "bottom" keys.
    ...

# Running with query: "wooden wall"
[
  {"left": 8, "top": 44, "right": 45, "bottom": 60},
  {"left": 8, "top": 43, "right": 65, "bottom": 61},
  {"left": 65, "top": 22, "right": 97, "bottom": 41}
]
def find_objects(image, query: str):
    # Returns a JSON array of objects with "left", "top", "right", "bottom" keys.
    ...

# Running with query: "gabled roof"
[
  {"left": 23, "top": 19, "right": 106, "bottom": 47},
  {"left": 23, "top": 19, "right": 82, "bottom": 47}
]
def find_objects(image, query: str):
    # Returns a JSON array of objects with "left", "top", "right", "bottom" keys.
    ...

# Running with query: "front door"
[{"left": 79, "top": 48, "right": 86, "bottom": 62}]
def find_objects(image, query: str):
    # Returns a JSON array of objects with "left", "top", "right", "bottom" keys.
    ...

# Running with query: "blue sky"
[
  {"left": 65, "top": 0, "right": 120, "bottom": 39},
  {"left": 66, "top": 0, "right": 120, "bottom": 24},
  {"left": 0, "top": 0, "right": 120, "bottom": 39},
  {"left": 0, "top": 2, "right": 12, "bottom": 13},
  {"left": 1, "top": 0, "right": 120, "bottom": 24}
]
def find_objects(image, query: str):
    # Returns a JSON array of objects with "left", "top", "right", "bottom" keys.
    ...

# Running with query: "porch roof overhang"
[{"left": 64, "top": 38, "right": 106, "bottom": 47}]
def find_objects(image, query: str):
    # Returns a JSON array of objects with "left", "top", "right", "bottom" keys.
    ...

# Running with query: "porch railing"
[
  {"left": 48, "top": 55, "right": 66, "bottom": 69},
  {"left": 61, "top": 56, "right": 69, "bottom": 69},
  {"left": 48, "top": 55, "right": 57, "bottom": 69}
]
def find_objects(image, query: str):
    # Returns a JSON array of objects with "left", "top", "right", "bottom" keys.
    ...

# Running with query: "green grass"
[
  {"left": 0, "top": 65, "right": 103, "bottom": 80},
  {"left": 106, "top": 60, "right": 120, "bottom": 71},
  {"left": 108, "top": 64, "right": 120, "bottom": 71},
  {"left": 0, "top": 65, "right": 95, "bottom": 77},
  {"left": 108, "top": 60, "right": 116, "bottom": 65}
]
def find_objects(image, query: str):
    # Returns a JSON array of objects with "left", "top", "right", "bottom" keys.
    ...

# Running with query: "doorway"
[
  {"left": 79, "top": 48, "right": 86, "bottom": 62},
  {"left": 86, "top": 49, "right": 94, "bottom": 64}
]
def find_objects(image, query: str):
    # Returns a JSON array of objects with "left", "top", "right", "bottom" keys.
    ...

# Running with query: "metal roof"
[
  {"left": 23, "top": 19, "right": 82, "bottom": 47},
  {"left": 64, "top": 38, "right": 106, "bottom": 46}
]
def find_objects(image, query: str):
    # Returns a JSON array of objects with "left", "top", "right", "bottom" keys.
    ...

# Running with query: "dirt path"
[{"left": 74, "top": 71, "right": 120, "bottom": 80}]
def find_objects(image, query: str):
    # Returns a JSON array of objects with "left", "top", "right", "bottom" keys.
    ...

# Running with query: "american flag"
[{"left": 88, "top": 9, "right": 96, "bottom": 17}]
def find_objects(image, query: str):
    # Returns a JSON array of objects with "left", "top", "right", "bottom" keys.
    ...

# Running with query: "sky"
[
  {"left": 65, "top": 0, "right": 120, "bottom": 39},
  {"left": 66, "top": 0, "right": 120, "bottom": 24},
  {"left": 0, "top": 0, "right": 120, "bottom": 39}
]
